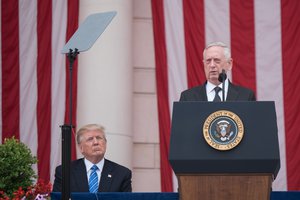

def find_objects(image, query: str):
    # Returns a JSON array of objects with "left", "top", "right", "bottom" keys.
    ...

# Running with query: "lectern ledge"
[{"left": 169, "top": 101, "right": 280, "bottom": 200}]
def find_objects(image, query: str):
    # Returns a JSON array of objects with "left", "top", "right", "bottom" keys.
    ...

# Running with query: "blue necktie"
[{"left": 89, "top": 165, "right": 99, "bottom": 193}]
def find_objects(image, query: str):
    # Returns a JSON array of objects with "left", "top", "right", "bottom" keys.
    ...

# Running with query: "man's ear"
[
  {"left": 79, "top": 144, "right": 84, "bottom": 154},
  {"left": 227, "top": 58, "right": 233, "bottom": 71}
]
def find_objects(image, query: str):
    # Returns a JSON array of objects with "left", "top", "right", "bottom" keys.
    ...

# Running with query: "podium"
[{"left": 169, "top": 101, "right": 280, "bottom": 200}]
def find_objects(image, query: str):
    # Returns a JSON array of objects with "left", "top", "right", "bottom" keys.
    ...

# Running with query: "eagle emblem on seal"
[{"left": 215, "top": 120, "right": 234, "bottom": 141}]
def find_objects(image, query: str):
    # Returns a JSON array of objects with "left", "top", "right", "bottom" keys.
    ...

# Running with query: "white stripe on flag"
[
  {"left": 164, "top": 0, "right": 187, "bottom": 105},
  {"left": 205, "top": 0, "right": 231, "bottom": 45},
  {"left": 254, "top": 0, "right": 287, "bottom": 190},
  {"left": 164, "top": 0, "right": 187, "bottom": 191},
  {"left": 19, "top": 0, "right": 38, "bottom": 174},
  {"left": 204, "top": 0, "right": 232, "bottom": 80},
  {"left": 51, "top": 0, "right": 68, "bottom": 183}
]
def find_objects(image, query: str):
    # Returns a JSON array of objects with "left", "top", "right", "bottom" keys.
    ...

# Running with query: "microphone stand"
[
  {"left": 61, "top": 48, "right": 79, "bottom": 200},
  {"left": 218, "top": 69, "right": 227, "bottom": 102},
  {"left": 222, "top": 75, "right": 225, "bottom": 102}
]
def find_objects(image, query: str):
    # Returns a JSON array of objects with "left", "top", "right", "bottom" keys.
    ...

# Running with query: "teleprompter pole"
[
  {"left": 61, "top": 49, "right": 79, "bottom": 200},
  {"left": 59, "top": 11, "right": 117, "bottom": 200}
]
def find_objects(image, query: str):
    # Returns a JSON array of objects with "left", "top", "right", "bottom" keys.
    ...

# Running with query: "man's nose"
[
  {"left": 209, "top": 61, "right": 216, "bottom": 68},
  {"left": 92, "top": 137, "right": 99, "bottom": 143}
]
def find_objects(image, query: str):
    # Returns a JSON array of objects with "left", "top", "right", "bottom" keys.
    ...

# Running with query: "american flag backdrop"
[
  {"left": 151, "top": 0, "right": 300, "bottom": 192},
  {"left": 1, "top": 0, "right": 300, "bottom": 193},
  {"left": 0, "top": 0, "right": 79, "bottom": 182}
]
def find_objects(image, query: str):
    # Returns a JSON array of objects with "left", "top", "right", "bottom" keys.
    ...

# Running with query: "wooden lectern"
[{"left": 169, "top": 102, "right": 280, "bottom": 200}]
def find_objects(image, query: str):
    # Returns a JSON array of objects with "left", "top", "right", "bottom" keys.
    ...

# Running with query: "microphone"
[
  {"left": 218, "top": 69, "right": 227, "bottom": 83},
  {"left": 218, "top": 69, "right": 227, "bottom": 101}
]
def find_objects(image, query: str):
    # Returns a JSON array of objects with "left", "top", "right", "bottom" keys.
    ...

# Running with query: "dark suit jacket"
[
  {"left": 179, "top": 81, "right": 256, "bottom": 101},
  {"left": 52, "top": 158, "right": 132, "bottom": 192}
]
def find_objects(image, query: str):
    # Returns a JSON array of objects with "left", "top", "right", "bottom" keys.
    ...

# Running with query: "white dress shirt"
[
  {"left": 84, "top": 158, "right": 105, "bottom": 184},
  {"left": 206, "top": 79, "right": 229, "bottom": 101}
]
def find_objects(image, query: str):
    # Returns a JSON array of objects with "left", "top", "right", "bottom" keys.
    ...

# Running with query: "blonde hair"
[{"left": 76, "top": 124, "right": 106, "bottom": 144}]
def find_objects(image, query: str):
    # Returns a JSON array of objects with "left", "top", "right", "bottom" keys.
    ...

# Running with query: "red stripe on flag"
[
  {"left": 37, "top": 0, "right": 52, "bottom": 181},
  {"left": 65, "top": 0, "right": 79, "bottom": 160},
  {"left": 151, "top": 0, "right": 173, "bottom": 192},
  {"left": 1, "top": 0, "right": 20, "bottom": 141},
  {"left": 183, "top": 0, "right": 206, "bottom": 88},
  {"left": 281, "top": 0, "right": 300, "bottom": 190},
  {"left": 230, "top": 0, "right": 257, "bottom": 93}
]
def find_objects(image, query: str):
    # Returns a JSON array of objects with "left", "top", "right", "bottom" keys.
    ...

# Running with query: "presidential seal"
[{"left": 203, "top": 110, "right": 244, "bottom": 151}]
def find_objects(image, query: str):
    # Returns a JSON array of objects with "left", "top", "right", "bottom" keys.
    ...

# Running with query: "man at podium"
[
  {"left": 179, "top": 41, "right": 255, "bottom": 102},
  {"left": 52, "top": 124, "right": 132, "bottom": 192},
  {"left": 172, "top": 42, "right": 280, "bottom": 200}
]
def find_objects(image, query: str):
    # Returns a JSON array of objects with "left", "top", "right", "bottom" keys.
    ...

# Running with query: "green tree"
[{"left": 0, "top": 137, "right": 38, "bottom": 198}]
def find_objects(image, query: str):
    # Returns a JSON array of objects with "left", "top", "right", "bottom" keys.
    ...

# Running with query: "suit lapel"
[
  {"left": 72, "top": 159, "right": 89, "bottom": 192},
  {"left": 199, "top": 85, "right": 208, "bottom": 101},
  {"left": 226, "top": 82, "right": 239, "bottom": 101},
  {"left": 99, "top": 159, "right": 113, "bottom": 192},
  {"left": 195, "top": 84, "right": 208, "bottom": 101}
]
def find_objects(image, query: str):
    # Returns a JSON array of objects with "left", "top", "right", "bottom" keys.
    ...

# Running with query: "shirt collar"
[
  {"left": 207, "top": 78, "right": 228, "bottom": 93},
  {"left": 84, "top": 157, "right": 105, "bottom": 173}
]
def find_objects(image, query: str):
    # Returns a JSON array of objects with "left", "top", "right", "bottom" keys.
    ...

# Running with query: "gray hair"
[
  {"left": 76, "top": 124, "right": 106, "bottom": 144},
  {"left": 203, "top": 41, "right": 231, "bottom": 61}
]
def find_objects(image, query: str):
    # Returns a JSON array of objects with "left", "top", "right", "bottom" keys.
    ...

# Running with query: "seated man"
[{"left": 52, "top": 124, "right": 132, "bottom": 192}]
